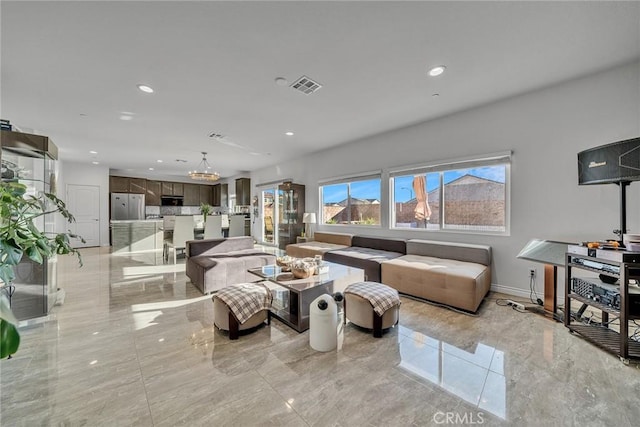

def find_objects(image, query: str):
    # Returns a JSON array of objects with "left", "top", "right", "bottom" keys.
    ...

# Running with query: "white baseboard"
[
  {"left": 490, "top": 283, "right": 538, "bottom": 299},
  {"left": 490, "top": 283, "right": 563, "bottom": 305}
]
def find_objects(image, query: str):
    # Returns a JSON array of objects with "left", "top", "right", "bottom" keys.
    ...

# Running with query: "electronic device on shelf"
[
  {"left": 571, "top": 257, "right": 621, "bottom": 275},
  {"left": 571, "top": 277, "right": 640, "bottom": 315},
  {"left": 568, "top": 245, "right": 640, "bottom": 264}
]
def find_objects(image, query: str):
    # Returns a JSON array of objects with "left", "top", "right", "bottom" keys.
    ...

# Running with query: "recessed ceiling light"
[
  {"left": 148, "top": 167, "right": 154, "bottom": 171},
  {"left": 120, "top": 115, "right": 133, "bottom": 121},
  {"left": 428, "top": 65, "right": 446, "bottom": 77},
  {"left": 285, "top": 131, "right": 294, "bottom": 136},
  {"left": 157, "top": 159, "right": 163, "bottom": 163},
  {"left": 137, "top": 84, "right": 154, "bottom": 93},
  {"left": 92, "top": 161, "right": 99, "bottom": 165},
  {"left": 432, "top": 93, "right": 440, "bottom": 97},
  {"left": 89, "top": 150, "right": 97, "bottom": 154},
  {"left": 275, "top": 77, "right": 289, "bottom": 86}
]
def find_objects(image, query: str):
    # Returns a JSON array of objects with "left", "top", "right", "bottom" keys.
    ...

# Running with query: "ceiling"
[{"left": 2, "top": 1, "right": 639, "bottom": 179}]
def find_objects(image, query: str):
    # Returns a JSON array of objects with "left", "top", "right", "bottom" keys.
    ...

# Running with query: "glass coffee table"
[{"left": 248, "top": 261, "right": 364, "bottom": 332}]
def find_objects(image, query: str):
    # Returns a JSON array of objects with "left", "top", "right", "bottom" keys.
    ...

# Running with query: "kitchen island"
[{"left": 110, "top": 220, "right": 163, "bottom": 254}]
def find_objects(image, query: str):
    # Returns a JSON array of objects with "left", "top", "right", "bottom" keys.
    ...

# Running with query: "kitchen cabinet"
[
  {"left": 110, "top": 176, "right": 130, "bottom": 193},
  {"left": 200, "top": 185, "right": 213, "bottom": 205},
  {"left": 129, "top": 178, "right": 146, "bottom": 194},
  {"left": 161, "top": 181, "right": 174, "bottom": 196},
  {"left": 184, "top": 184, "right": 200, "bottom": 206},
  {"left": 565, "top": 247, "right": 640, "bottom": 364},
  {"left": 172, "top": 183, "right": 184, "bottom": 196},
  {"left": 235, "top": 178, "right": 251, "bottom": 206},
  {"left": 212, "top": 184, "right": 221, "bottom": 206},
  {"left": 212, "top": 183, "right": 229, "bottom": 207},
  {"left": 221, "top": 183, "right": 228, "bottom": 207},
  {"left": 146, "top": 180, "right": 162, "bottom": 206}
]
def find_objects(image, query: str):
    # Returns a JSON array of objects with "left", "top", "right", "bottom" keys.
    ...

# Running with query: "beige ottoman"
[
  {"left": 344, "top": 281, "right": 400, "bottom": 338},
  {"left": 213, "top": 283, "right": 272, "bottom": 340}
]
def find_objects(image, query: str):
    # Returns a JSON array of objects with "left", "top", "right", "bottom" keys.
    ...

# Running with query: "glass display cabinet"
[
  {"left": 1, "top": 130, "right": 59, "bottom": 320},
  {"left": 277, "top": 182, "right": 305, "bottom": 249}
]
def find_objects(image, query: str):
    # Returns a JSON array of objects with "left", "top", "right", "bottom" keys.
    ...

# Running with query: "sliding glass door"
[{"left": 261, "top": 188, "right": 277, "bottom": 244}]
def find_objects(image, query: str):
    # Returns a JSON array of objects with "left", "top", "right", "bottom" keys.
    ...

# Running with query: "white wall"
[
  {"left": 58, "top": 161, "right": 110, "bottom": 246},
  {"left": 251, "top": 61, "right": 640, "bottom": 297}
]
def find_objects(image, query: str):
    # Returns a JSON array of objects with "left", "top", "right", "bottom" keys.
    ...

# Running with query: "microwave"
[{"left": 161, "top": 196, "right": 184, "bottom": 206}]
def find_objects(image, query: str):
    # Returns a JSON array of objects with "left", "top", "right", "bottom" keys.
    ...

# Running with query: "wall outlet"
[{"left": 529, "top": 268, "right": 536, "bottom": 279}]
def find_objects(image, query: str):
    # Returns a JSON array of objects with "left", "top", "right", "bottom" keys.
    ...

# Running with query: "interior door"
[{"left": 67, "top": 184, "right": 101, "bottom": 248}]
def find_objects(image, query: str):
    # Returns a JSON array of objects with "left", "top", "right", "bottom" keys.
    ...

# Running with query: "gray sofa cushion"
[{"left": 406, "top": 239, "right": 491, "bottom": 266}]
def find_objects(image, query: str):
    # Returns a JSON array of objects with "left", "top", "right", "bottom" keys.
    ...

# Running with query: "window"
[
  {"left": 391, "top": 153, "right": 510, "bottom": 234},
  {"left": 320, "top": 177, "right": 381, "bottom": 225}
]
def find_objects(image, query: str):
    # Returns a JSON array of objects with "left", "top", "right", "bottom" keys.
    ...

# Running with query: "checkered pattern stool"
[
  {"left": 344, "top": 281, "right": 400, "bottom": 338},
  {"left": 213, "top": 282, "right": 272, "bottom": 340}
]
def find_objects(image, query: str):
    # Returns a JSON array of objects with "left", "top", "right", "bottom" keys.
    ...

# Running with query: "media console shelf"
[{"left": 564, "top": 246, "right": 640, "bottom": 364}]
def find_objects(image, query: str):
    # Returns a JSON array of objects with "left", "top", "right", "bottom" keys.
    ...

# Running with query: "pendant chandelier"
[{"left": 189, "top": 152, "right": 220, "bottom": 181}]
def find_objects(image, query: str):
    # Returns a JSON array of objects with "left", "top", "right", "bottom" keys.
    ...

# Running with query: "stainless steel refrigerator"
[{"left": 111, "top": 193, "right": 145, "bottom": 220}]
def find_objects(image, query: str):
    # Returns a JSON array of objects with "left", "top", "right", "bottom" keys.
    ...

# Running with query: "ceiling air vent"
[
  {"left": 290, "top": 75, "right": 322, "bottom": 95},
  {"left": 208, "top": 132, "right": 225, "bottom": 140}
]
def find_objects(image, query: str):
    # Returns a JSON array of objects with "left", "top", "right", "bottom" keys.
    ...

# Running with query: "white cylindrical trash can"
[{"left": 309, "top": 294, "right": 338, "bottom": 352}]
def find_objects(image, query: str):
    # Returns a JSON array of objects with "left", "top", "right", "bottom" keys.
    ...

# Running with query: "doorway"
[
  {"left": 261, "top": 188, "right": 277, "bottom": 245},
  {"left": 66, "top": 184, "right": 101, "bottom": 248}
]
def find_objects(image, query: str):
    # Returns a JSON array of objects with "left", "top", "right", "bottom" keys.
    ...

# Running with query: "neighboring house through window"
[
  {"left": 391, "top": 152, "right": 511, "bottom": 234},
  {"left": 320, "top": 176, "right": 382, "bottom": 226}
]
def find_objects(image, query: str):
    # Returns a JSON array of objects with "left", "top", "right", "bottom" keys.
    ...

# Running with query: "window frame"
[
  {"left": 319, "top": 172, "right": 383, "bottom": 227},
  {"left": 389, "top": 152, "right": 511, "bottom": 236}
]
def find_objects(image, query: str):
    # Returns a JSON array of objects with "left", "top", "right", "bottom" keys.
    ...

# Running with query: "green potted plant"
[
  {"left": 0, "top": 181, "right": 83, "bottom": 358},
  {"left": 200, "top": 203, "right": 212, "bottom": 221}
]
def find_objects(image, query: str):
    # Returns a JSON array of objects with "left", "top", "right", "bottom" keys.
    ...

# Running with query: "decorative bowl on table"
[
  {"left": 276, "top": 256, "right": 295, "bottom": 271},
  {"left": 291, "top": 260, "right": 316, "bottom": 278}
]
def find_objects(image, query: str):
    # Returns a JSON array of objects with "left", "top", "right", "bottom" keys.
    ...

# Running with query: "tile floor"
[{"left": 1, "top": 247, "right": 639, "bottom": 426}]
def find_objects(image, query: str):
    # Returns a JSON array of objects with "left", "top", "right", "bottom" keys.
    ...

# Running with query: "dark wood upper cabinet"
[
  {"left": 221, "top": 183, "right": 228, "bottom": 207},
  {"left": 109, "top": 176, "right": 130, "bottom": 193},
  {"left": 199, "top": 185, "right": 213, "bottom": 206},
  {"left": 172, "top": 183, "right": 184, "bottom": 196},
  {"left": 109, "top": 176, "right": 217, "bottom": 206},
  {"left": 146, "top": 181, "right": 161, "bottom": 206},
  {"left": 184, "top": 184, "right": 200, "bottom": 206},
  {"left": 235, "top": 178, "right": 251, "bottom": 205},
  {"left": 212, "top": 184, "right": 221, "bottom": 206},
  {"left": 161, "top": 182, "right": 173, "bottom": 196},
  {"left": 129, "top": 178, "right": 146, "bottom": 194}
]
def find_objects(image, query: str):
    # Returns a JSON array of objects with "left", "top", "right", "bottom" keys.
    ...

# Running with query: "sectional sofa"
[
  {"left": 186, "top": 236, "right": 275, "bottom": 295},
  {"left": 381, "top": 239, "right": 492, "bottom": 312},
  {"left": 285, "top": 231, "right": 353, "bottom": 258},
  {"left": 323, "top": 235, "right": 407, "bottom": 283},
  {"left": 286, "top": 232, "right": 492, "bottom": 312}
]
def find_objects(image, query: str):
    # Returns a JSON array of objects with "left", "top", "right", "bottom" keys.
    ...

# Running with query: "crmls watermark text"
[{"left": 433, "top": 411, "right": 485, "bottom": 425}]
